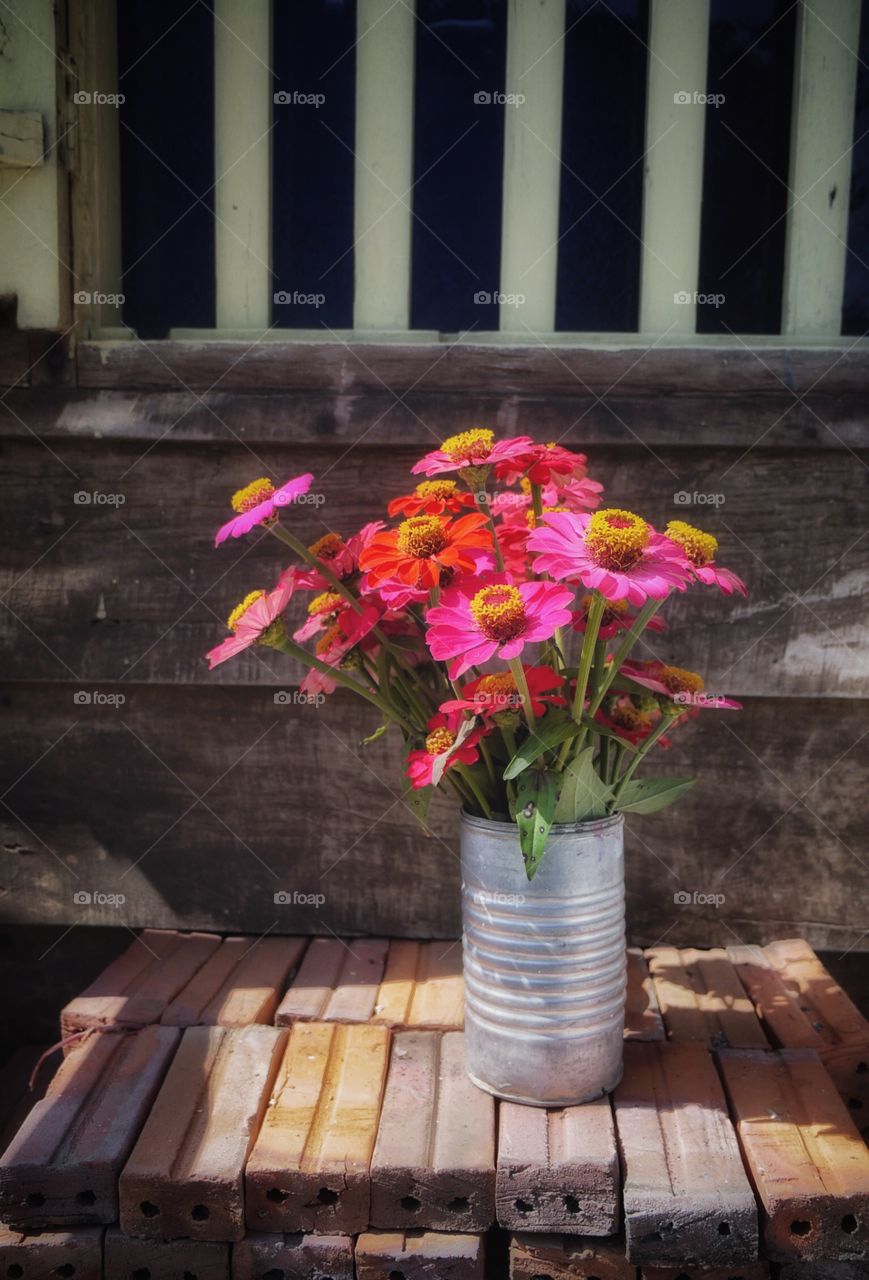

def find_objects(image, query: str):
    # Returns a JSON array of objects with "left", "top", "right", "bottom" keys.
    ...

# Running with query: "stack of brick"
[{"left": 0, "top": 932, "right": 867, "bottom": 1278}]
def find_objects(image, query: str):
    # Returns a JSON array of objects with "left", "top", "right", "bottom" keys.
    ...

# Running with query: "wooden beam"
[
  {"left": 213, "top": 0, "right": 273, "bottom": 329},
  {"left": 782, "top": 0, "right": 862, "bottom": 336},
  {"left": 639, "top": 0, "right": 711, "bottom": 335},
  {"left": 353, "top": 0, "right": 416, "bottom": 329},
  {"left": 499, "top": 0, "right": 565, "bottom": 334}
]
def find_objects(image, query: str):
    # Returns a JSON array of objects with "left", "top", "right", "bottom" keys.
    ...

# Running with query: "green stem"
[
  {"left": 588, "top": 598, "right": 661, "bottom": 718},
  {"left": 556, "top": 591, "right": 606, "bottom": 768},
  {"left": 455, "top": 764, "right": 492, "bottom": 818},
  {"left": 610, "top": 717, "right": 670, "bottom": 809},
  {"left": 507, "top": 658, "right": 536, "bottom": 732},
  {"left": 270, "top": 525, "right": 364, "bottom": 614},
  {"left": 610, "top": 742, "right": 626, "bottom": 788},
  {"left": 273, "top": 636, "right": 416, "bottom": 734},
  {"left": 530, "top": 482, "right": 544, "bottom": 526},
  {"left": 475, "top": 492, "right": 505, "bottom": 571}
]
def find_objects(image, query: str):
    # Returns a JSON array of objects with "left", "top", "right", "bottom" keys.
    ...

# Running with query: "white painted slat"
[
  {"left": 639, "top": 0, "right": 711, "bottom": 335},
  {"left": 353, "top": 0, "right": 416, "bottom": 330},
  {"left": 499, "top": 0, "right": 566, "bottom": 334},
  {"left": 782, "top": 0, "right": 861, "bottom": 336},
  {"left": 213, "top": 0, "right": 273, "bottom": 329}
]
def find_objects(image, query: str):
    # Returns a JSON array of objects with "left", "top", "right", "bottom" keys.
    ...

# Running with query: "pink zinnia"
[
  {"left": 495, "top": 441, "right": 590, "bottom": 487},
  {"left": 620, "top": 660, "right": 742, "bottom": 711},
  {"left": 425, "top": 573, "right": 574, "bottom": 679},
  {"left": 528, "top": 508, "right": 691, "bottom": 605},
  {"left": 215, "top": 473, "right": 314, "bottom": 546},
  {"left": 405, "top": 712, "right": 484, "bottom": 789},
  {"left": 206, "top": 569, "right": 296, "bottom": 668},
  {"left": 665, "top": 520, "right": 748, "bottom": 597},
  {"left": 300, "top": 605, "right": 380, "bottom": 697},
  {"left": 412, "top": 430, "right": 534, "bottom": 478}
]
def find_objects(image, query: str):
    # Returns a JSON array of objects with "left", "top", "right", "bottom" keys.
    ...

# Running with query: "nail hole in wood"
[
  {"left": 842, "top": 1213, "right": 859, "bottom": 1234},
  {"left": 400, "top": 1196, "right": 421, "bottom": 1212},
  {"left": 790, "top": 1219, "right": 812, "bottom": 1236},
  {"left": 191, "top": 1204, "right": 209, "bottom": 1221}
]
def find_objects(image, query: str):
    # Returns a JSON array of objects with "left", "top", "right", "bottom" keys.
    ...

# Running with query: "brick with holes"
[
  {"left": 717, "top": 1047, "right": 869, "bottom": 1262},
  {"left": 119, "top": 1024, "right": 286, "bottom": 1243},
  {"left": 509, "top": 1232, "right": 634, "bottom": 1278},
  {"left": 0, "top": 1224, "right": 103, "bottom": 1280},
  {"left": 369, "top": 1030, "right": 495, "bottom": 1232},
  {"left": 0, "top": 1026, "right": 179, "bottom": 1228},
  {"left": 496, "top": 1099, "right": 619, "bottom": 1233},
  {"left": 245, "top": 1021, "right": 389, "bottom": 1233},
  {"left": 274, "top": 937, "right": 389, "bottom": 1024},
  {"left": 354, "top": 1230, "right": 484, "bottom": 1280},
  {"left": 232, "top": 1230, "right": 354, "bottom": 1280},
  {"left": 613, "top": 1041, "right": 757, "bottom": 1266},
  {"left": 104, "top": 1227, "right": 229, "bottom": 1280},
  {"left": 639, "top": 1263, "right": 771, "bottom": 1278}
]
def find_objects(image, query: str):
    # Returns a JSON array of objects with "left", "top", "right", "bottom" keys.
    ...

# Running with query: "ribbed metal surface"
[{"left": 461, "top": 811, "right": 626, "bottom": 1105}]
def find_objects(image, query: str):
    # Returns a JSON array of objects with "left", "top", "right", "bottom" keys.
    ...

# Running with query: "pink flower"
[
  {"left": 665, "top": 520, "right": 748, "bottom": 597},
  {"left": 405, "top": 712, "right": 483, "bottom": 789},
  {"left": 528, "top": 509, "right": 692, "bottom": 606},
  {"left": 620, "top": 660, "right": 742, "bottom": 711},
  {"left": 300, "top": 605, "right": 380, "bottom": 696},
  {"left": 412, "top": 430, "right": 534, "bottom": 478},
  {"left": 425, "top": 573, "right": 574, "bottom": 680},
  {"left": 207, "top": 569, "right": 296, "bottom": 668},
  {"left": 215, "top": 474, "right": 314, "bottom": 546},
  {"left": 495, "top": 441, "right": 591, "bottom": 487}
]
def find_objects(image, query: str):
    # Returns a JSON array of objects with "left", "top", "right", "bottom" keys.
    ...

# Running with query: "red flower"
[
  {"left": 440, "top": 665, "right": 565, "bottom": 718},
  {"left": 359, "top": 512, "right": 494, "bottom": 594}
]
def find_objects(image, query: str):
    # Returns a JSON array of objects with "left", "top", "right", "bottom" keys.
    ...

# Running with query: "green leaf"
[
  {"left": 515, "top": 769, "right": 560, "bottom": 880},
  {"left": 503, "top": 714, "right": 584, "bottom": 781},
  {"left": 614, "top": 776, "right": 696, "bottom": 815},
  {"left": 553, "top": 745, "right": 614, "bottom": 823},
  {"left": 361, "top": 721, "right": 389, "bottom": 746},
  {"left": 403, "top": 782, "right": 433, "bottom": 834}
]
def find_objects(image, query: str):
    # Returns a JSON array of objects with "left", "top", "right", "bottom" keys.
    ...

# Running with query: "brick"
[
  {"left": 0, "top": 1026, "right": 179, "bottom": 1228},
  {"left": 613, "top": 1041, "right": 758, "bottom": 1266},
  {"left": 496, "top": 1100, "right": 619, "bottom": 1234},
  {"left": 640, "top": 1265, "right": 771, "bottom": 1279},
  {"left": 0, "top": 1224, "right": 103, "bottom": 1280},
  {"left": 274, "top": 938, "right": 389, "bottom": 1025},
  {"left": 646, "top": 947, "right": 768, "bottom": 1049},
  {"left": 372, "top": 940, "right": 464, "bottom": 1030},
  {"left": 161, "top": 935, "right": 307, "bottom": 1027},
  {"left": 61, "top": 929, "right": 221, "bottom": 1039},
  {"left": 370, "top": 1030, "right": 495, "bottom": 1232},
  {"left": 625, "top": 947, "right": 665, "bottom": 1042},
  {"left": 245, "top": 1021, "right": 389, "bottom": 1234},
  {"left": 120, "top": 1024, "right": 285, "bottom": 1243},
  {"left": 355, "top": 1230, "right": 484, "bottom": 1280},
  {"left": 776, "top": 1264, "right": 869, "bottom": 1279},
  {"left": 509, "top": 1233, "right": 634, "bottom": 1279},
  {"left": 232, "top": 1231, "right": 354, "bottom": 1280},
  {"left": 105, "top": 1227, "right": 229, "bottom": 1280},
  {"left": 717, "top": 1047, "right": 869, "bottom": 1262}
]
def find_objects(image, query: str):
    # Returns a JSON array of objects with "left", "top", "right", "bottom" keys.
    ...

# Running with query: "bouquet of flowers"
[{"left": 207, "top": 430, "right": 746, "bottom": 878}]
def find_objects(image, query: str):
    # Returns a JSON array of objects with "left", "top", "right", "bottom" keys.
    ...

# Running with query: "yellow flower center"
[
  {"left": 425, "top": 726, "right": 456, "bottom": 755},
  {"left": 586, "top": 508, "right": 650, "bottom": 571},
  {"left": 415, "top": 479, "right": 459, "bottom": 501},
  {"left": 231, "top": 478, "right": 275, "bottom": 514},
  {"left": 441, "top": 428, "right": 494, "bottom": 463},
  {"left": 526, "top": 503, "right": 567, "bottom": 529},
  {"left": 307, "top": 591, "right": 342, "bottom": 617},
  {"left": 396, "top": 515, "right": 448, "bottom": 560},
  {"left": 469, "top": 584, "right": 527, "bottom": 642},
  {"left": 315, "top": 622, "right": 343, "bottom": 656},
  {"left": 308, "top": 533, "right": 346, "bottom": 561},
  {"left": 475, "top": 672, "right": 520, "bottom": 709},
  {"left": 658, "top": 665, "right": 704, "bottom": 696},
  {"left": 610, "top": 703, "right": 651, "bottom": 732},
  {"left": 519, "top": 477, "right": 532, "bottom": 496},
  {"left": 666, "top": 520, "right": 718, "bottom": 567},
  {"left": 580, "top": 594, "right": 628, "bottom": 627},
  {"left": 227, "top": 590, "right": 265, "bottom": 631}
]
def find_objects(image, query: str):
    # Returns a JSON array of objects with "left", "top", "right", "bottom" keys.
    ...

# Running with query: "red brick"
[
  {"left": 613, "top": 1042, "right": 758, "bottom": 1266},
  {"left": 61, "top": 930, "right": 221, "bottom": 1040},
  {"left": 646, "top": 948, "right": 768, "bottom": 1049},
  {"left": 718, "top": 1047, "right": 869, "bottom": 1262},
  {"left": 625, "top": 948, "right": 665, "bottom": 1042},
  {"left": 274, "top": 938, "right": 389, "bottom": 1025},
  {"left": 355, "top": 1230, "right": 484, "bottom": 1280},
  {"left": 640, "top": 1264, "right": 771, "bottom": 1279},
  {"left": 496, "top": 1099, "right": 619, "bottom": 1234},
  {"left": 776, "top": 1264, "right": 869, "bottom": 1279},
  {"left": 0, "top": 1224, "right": 103, "bottom": 1280},
  {"left": 231, "top": 1231, "right": 354, "bottom": 1280},
  {"left": 104, "top": 1227, "right": 229, "bottom": 1279},
  {"left": 0, "top": 1026, "right": 179, "bottom": 1228},
  {"left": 370, "top": 1030, "right": 495, "bottom": 1232},
  {"left": 372, "top": 941, "right": 464, "bottom": 1030},
  {"left": 161, "top": 936, "right": 307, "bottom": 1026},
  {"left": 245, "top": 1022, "right": 389, "bottom": 1234},
  {"left": 509, "top": 1233, "right": 634, "bottom": 1279},
  {"left": 120, "top": 1025, "right": 285, "bottom": 1243}
]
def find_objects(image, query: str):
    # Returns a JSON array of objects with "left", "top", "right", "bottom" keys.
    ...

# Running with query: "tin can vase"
[{"left": 460, "top": 809, "right": 626, "bottom": 1106}]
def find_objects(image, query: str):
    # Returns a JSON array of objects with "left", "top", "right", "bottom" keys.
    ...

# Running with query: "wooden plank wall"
[{"left": 0, "top": 340, "right": 866, "bottom": 947}]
